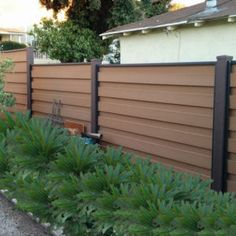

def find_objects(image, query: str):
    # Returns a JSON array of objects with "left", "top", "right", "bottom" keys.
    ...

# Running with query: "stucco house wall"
[
  {"left": 120, "top": 21, "right": 236, "bottom": 63},
  {"left": 0, "top": 28, "right": 28, "bottom": 44},
  {"left": 1, "top": 35, "right": 10, "bottom": 41}
]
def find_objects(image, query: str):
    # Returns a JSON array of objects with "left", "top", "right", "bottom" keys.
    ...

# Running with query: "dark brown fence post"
[
  {"left": 211, "top": 55, "right": 233, "bottom": 192},
  {"left": 26, "top": 47, "right": 34, "bottom": 116},
  {"left": 91, "top": 59, "right": 101, "bottom": 133}
]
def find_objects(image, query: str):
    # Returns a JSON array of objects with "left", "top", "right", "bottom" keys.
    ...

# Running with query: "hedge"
[{"left": 0, "top": 41, "right": 26, "bottom": 51}]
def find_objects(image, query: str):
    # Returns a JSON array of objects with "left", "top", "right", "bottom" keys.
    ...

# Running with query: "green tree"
[
  {"left": 31, "top": 19, "right": 104, "bottom": 62},
  {"left": 108, "top": 0, "right": 142, "bottom": 29},
  {"left": 140, "top": 0, "right": 172, "bottom": 17},
  {"left": 35, "top": 0, "right": 171, "bottom": 62},
  {"left": 40, "top": 0, "right": 171, "bottom": 32}
]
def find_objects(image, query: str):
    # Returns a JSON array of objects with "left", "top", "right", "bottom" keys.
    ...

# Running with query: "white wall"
[{"left": 120, "top": 21, "right": 236, "bottom": 63}]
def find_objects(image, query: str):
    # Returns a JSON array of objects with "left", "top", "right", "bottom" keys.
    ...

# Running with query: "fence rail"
[{"left": 2, "top": 47, "right": 236, "bottom": 192}]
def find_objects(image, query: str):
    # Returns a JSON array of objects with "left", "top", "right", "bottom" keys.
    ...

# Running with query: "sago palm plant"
[
  {"left": 15, "top": 118, "right": 69, "bottom": 175},
  {"left": 49, "top": 137, "right": 102, "bottom": 183}
]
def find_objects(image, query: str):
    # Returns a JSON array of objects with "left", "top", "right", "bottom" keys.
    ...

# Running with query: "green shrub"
[
  {"left": 0, "top": 57, "right": 15, "bottom": 110},
  {"left": 0, "top": 136, "right": 9, "bottom": 177},
  {"left": 0, "top": 112, "right": 235, "bottom": 236},
  {"left": 14, "top": 118, "right": 69, "bottom": 175},
  {"left": 0, "top": 41, "right": 26, "bottom": 51},
  {"left": 0, "top": 111, "right": 30, "bottom": 134},
  {"left": 50, "top": 137, "right": 102, "bottom": 180},
  {"left": 16, "top": 176, "right": 52, "bottom": 223},
  {"left": 30, "top": 19, "right": 104, "bottom": 63}
]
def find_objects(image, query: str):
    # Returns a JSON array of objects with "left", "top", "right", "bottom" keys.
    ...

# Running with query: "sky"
[
  {"left": 0, "top": 0, "right": 52, "bottom": 29},
  {"left": 0, "top": 0, "right": 205, "bottom": 29}
]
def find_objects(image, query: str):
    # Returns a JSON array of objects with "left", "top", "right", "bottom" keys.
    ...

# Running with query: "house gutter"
[{"left": 0, "top": 31, "right": 25, "bottom": 35}]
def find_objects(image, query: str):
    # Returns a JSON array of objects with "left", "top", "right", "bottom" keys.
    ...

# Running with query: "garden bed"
[{"left": 0, "top": 112, "right": 236, "bottom": 236}]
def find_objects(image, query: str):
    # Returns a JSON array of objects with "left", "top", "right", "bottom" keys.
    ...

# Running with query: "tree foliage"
[
  {"left": 40, "top": 0, "right": 171, "bottom": 33},
  {"left": 31, "top": 19, "right": 104, "bottom": 62},
  {"left": 33, "top": 0, "right": 171, "bottom": 62}
]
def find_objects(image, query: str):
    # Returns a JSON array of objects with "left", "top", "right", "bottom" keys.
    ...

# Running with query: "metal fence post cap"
[
  {"left": 216, "top": 55, "right": 233, "bottom": 61},
  {"left": 91, "top": 59, "right": 101, "bottom": 64}
]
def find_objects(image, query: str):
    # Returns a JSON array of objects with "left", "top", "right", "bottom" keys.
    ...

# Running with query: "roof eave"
[
  {"left": 100, "top": 20, "right": 188, "bottom": 39},
  {"left": 100, "top": 14, "right": 236, "bottom": 39}
]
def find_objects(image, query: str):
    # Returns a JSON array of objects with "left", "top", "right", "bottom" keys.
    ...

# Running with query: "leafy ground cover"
[{"left": 0, "top": 112, "right": 235, "bottom": 236}]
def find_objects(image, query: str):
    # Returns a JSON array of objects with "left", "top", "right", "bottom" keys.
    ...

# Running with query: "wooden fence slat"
[
  {"left": 99, "top": 65, "right": 214, "bottom": 76},
  {"left": 99, "top": 87, "right": 213, "bottom": 107},
  {"left": 32, "top": 102, "right": 90, "bottom": 122},
  {"left": 14, "top": 94, "right": 27, "bottom": 105},
  {"left": 12, "top": 62, "right": 27, "bottom": 73},
  {"left": 2, "top": 49, "right": 27, "bottom": 62},
  {"left": 99, "top": 101, "right": 213, "bottom": 128},
  {"left": 231, "top": 73, "right": 236, "bottom": 87},
  {"left": 32, "top": 79, "right": 91, "bottom": 93},
  {"left": 228, "top": 159, "right": 236, "bottom": 174},
  {"left": 228, "top": 138, "right": 236, "bottom": 153},
  {"left": 33, "top": 90, "right": 90, "bottom": 107},
  {"left": 5, "top": 73, "right": 27, "bottom": 83},
  {"left": 99, "top": 115, "right": 212, "bottom": 149},
  {"left": 229, "top": 117, "right": 236, "bottom": 131},
  {"left": 32, "top": 65, "right": 91, "bottom": 79},
  {"left": 99, "top": 66, "right": 214, "bottom": 86},
  {"left": 100, "top": 128, "right": 211, "bottom": 169},
  {"left": 5, "top": 84, "right": 27, "bottom": 94}
]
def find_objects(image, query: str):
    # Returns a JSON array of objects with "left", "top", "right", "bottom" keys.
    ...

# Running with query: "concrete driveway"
[{"left": 0, "top": 194, "right": 51, "bottom": 236}]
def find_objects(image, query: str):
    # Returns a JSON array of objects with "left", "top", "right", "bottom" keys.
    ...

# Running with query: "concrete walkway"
[{"left": 0, "top": 194, "right": 51, "bottom": 236}]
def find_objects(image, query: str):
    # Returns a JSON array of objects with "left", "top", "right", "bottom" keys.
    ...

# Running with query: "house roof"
[
  {"left": 0, "top": 27, "right": 25, "bottom": 35},
  {"left": 100, "top": 0, "right": 236, "bottom": 38}
]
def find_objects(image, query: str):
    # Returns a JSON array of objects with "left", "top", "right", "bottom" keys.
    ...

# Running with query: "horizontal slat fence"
[
  {"left": 2, "top": 48, "right": 32, "bottom": 112},
  {"left": 228, "top": 63, "right": 236, "bottom": 192},
  {"left": 98, "top": 65, "right": 215, "bottom": 178},
  {"left": 3, "top": 48, "right": 236, "bottom": 192},
  {"left": 31, "top": 64, "right": 92, "bottom": 130}
]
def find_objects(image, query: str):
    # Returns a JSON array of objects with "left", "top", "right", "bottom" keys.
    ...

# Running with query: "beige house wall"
[
  {"left": 0, "top": 34, "right": 26, "bottom": 44},
  {"left": 120, "top": 21, "right": 236, "bottom": 63}
]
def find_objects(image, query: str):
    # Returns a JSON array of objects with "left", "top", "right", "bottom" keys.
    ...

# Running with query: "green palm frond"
[
  {"left": 51, "top": 137, "right": 101, "bottom": 177},
  {"left": 16, "top": 176, "right": 52, "bottom": 222},
  {"left": 15, "top": 118, "right": 69, "bottom": 175}
]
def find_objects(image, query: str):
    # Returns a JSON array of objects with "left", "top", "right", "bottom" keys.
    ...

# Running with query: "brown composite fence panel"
[
  {"left": 31, "top": 63, "right": 91, "bottom": 130},
  {"left": 3, "top": 49, "right": 236, "bottom": 192},
  {"left": 98, "top": 65, "right": 215, "bottom": 178},
  {"left": 228, "top": 63, "right": 236, "bottom": 192},
  {"left": 2, "top": 48, "right": 31, "bottom": 112}
]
